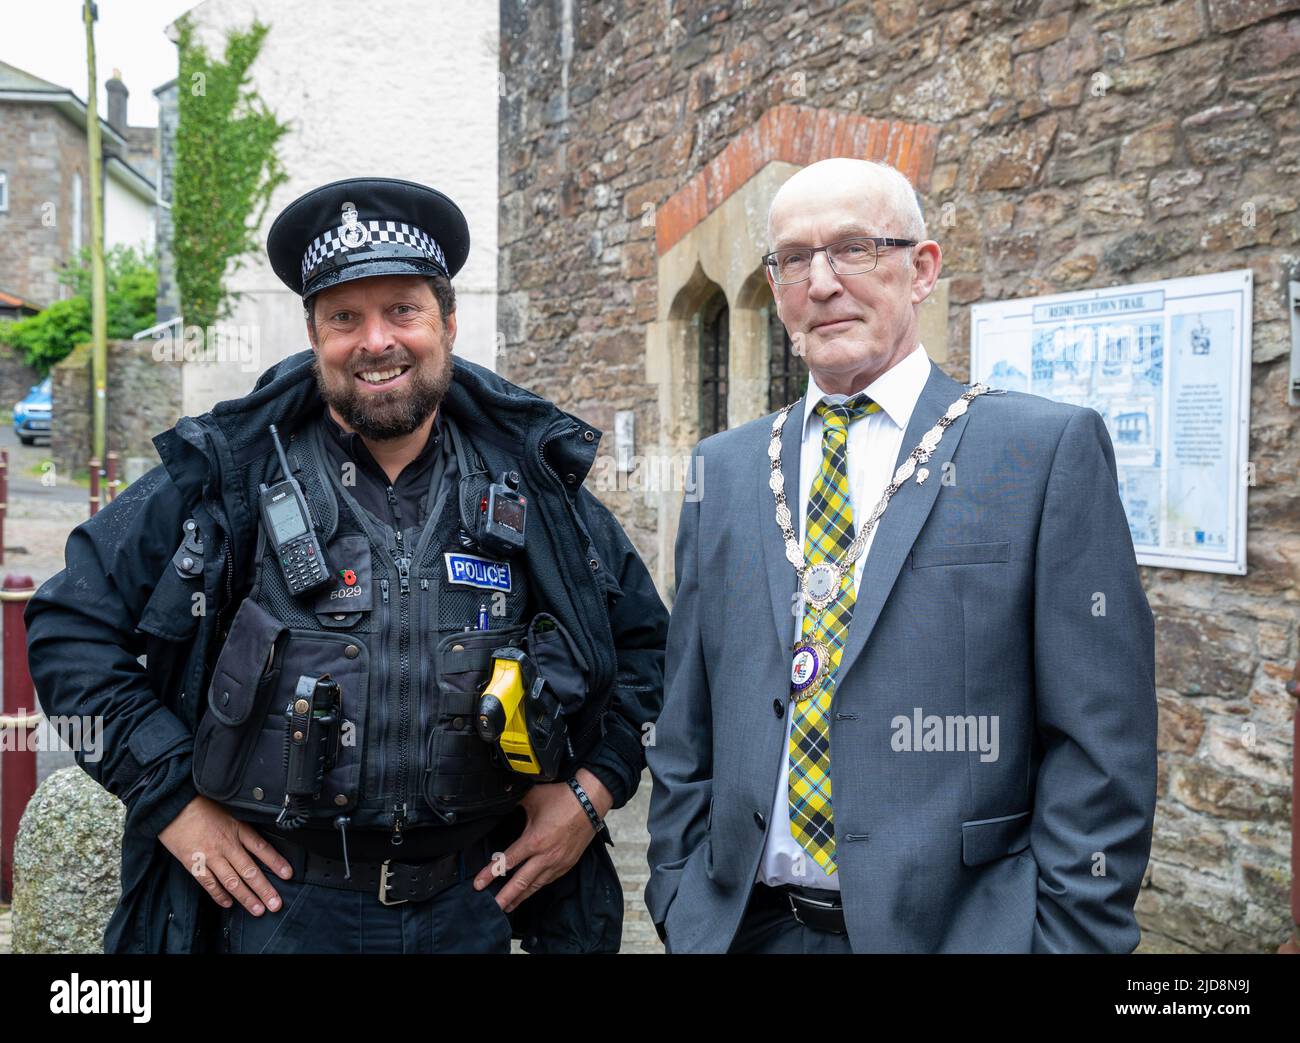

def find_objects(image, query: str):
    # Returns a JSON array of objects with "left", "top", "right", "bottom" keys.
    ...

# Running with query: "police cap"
[{"left": 266, "top": 176, "right": 470, "bottom": 300}]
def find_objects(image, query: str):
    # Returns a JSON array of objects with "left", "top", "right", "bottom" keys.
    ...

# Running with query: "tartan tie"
[{"left": 788, "top": 394, "right": 880, "bottom": 875}]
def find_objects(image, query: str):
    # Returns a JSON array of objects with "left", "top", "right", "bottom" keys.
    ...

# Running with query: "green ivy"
[
  {"left": 0, "top": 245, "right": 157, "bottom": 373},
  {"left": 173, "top": 17, "right": 288, "bottom": 333}
]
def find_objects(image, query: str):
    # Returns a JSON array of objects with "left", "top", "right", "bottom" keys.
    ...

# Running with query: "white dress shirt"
[{"left": 757, "top": 341, "right": 933, "bottom": 891}]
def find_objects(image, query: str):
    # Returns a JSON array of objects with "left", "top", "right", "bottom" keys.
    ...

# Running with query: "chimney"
[{"left": 106, "top": 69, "right": 128, "bottom": 133}]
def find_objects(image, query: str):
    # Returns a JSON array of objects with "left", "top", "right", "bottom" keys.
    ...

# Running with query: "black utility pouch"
[
  {"left": 521, "top": 613, "right": 590, "bottom": 779},
  {"left": 229, "top": 632, "right": 369, "bottom": 818},
  {"left": 424, "top": 624, "right": 528, "bottom": 823},
  {"left": 525, "top": 613, "right": 589, "bottom": 716},
  {"left": 194, "top": 595, "right": 370, "bottom": 818},
  {"left": 192, "top": 599, "right": 286, "bottom": 801},
  {"left": 518, "top": 652, "right": 570, "bottom": 782}
]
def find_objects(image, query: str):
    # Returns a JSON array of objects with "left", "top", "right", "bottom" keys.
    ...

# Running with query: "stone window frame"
[{"left": 645, "top": 162, "right": 813, "bottom": 595}]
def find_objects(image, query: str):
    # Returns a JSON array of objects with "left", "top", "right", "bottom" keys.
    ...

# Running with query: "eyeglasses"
[{"left": 762, "top": 236, "right": 918, "bottom": 285}]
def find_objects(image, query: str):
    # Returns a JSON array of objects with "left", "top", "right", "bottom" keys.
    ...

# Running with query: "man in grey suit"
[{"left": 644, "top": 158, "right": 1157, "bottom": 953}]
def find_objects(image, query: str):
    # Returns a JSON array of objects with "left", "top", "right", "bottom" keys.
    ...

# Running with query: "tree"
[
  {"left": 0, "top": 246, "right": 157, "bottom": 373},
  {"left": 173, "top": 17, "right": 288, "bottom": 333}
]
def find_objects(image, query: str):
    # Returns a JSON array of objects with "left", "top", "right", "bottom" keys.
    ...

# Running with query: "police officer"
[{"left": 25, "top": 177, "right": 668, "bottom": 954}]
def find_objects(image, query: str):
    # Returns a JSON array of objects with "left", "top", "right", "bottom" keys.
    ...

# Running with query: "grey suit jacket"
[{"left": 644, "top": 359, "right": 1157, "bottom": 953}]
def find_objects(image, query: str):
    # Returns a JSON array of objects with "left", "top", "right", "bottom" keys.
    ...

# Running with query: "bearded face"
[
  {"left": 307, "top": 275, "right": 456, "bottom": 440},
  {"left": 313, "top": 326, "right": 454, "bottom": 440}
]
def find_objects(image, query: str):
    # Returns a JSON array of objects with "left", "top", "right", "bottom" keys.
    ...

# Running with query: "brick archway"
[{"left": 654, "top": 104, "right": 940, "bottom": 257}]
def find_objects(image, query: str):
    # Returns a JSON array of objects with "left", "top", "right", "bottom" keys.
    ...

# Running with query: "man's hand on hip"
[
  {"left": 471, "top": 768, "right": 612, "bottom": 912},
  {"left": 158, "top": 795, "right": 294, "bottom": 917}
]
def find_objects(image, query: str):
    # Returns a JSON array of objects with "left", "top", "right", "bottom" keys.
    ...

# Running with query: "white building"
[
  {"left": 166, "top": 0, "right": 501, "bottom": 415},
  {"left": 104, "top": 156, "right": 156, "bottom": 255}
]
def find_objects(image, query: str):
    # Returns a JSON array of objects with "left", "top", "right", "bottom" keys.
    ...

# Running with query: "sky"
[{"left": 0, "top": 0, "right": 199, "bottom": 127}]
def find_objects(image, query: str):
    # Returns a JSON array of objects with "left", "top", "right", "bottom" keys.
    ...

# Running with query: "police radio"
[{"left": 258, "top": 424, "right": 332, "bottom": 596}]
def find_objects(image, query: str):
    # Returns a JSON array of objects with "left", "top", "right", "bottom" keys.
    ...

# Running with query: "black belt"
[
  {"left": 273, "top": 835, "right": 468, "bottom": 906},
  {"left": 753, "top": 882, "right": 846, "bottom": 934}
]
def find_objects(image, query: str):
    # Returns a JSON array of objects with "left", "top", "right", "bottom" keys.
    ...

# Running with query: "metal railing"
[{"left": 0, "top": 576, "right": 36, "bottom": 902}]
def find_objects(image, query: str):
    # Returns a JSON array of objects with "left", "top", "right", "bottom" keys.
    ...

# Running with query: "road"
[{"left": 1, "top": 425, "right": 87, "bottom": 508}]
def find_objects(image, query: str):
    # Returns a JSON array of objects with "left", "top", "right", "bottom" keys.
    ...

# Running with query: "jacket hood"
[{"left": 153, "top": 348, "right": 603, "bottom": 558}]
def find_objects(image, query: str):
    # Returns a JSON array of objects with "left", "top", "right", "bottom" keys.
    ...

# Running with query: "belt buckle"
[
  {"left": 378, "top": 860, "right": 408, "bottom": 906},
  {"left": 786, "top": 887, "right": 839, "bottom": 930}
]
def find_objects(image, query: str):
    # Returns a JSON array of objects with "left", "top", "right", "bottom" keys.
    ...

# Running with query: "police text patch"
[{"left": 444, "top": 552, "right": 512, "bottom": 592}]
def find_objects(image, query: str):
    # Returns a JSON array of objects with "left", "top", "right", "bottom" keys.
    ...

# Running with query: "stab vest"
[{"left": 191, "top": 414, "right": 533, "bottom": 842}]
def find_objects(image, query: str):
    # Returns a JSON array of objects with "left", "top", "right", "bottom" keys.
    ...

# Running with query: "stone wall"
[
  {"left": 499, "top": 0, "right": 1300, "bottom": 952},
  {"left": 0, "top": 342, "right": 42, "bottom": 414},
  {"left": 50, "top": 339, "right": 182, "bottom": 477},
  {"left": 0, "top": 102, "right": 92, "bottom": 308}
]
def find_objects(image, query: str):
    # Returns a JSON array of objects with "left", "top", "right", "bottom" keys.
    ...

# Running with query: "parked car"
[{"left": 14, "top": 376, "right": 52, "bottom": 445}]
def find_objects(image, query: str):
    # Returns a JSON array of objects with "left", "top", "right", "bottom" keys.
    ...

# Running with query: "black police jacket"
[{"left": 24, "top": 349, "right": 668, "bottom": 953}]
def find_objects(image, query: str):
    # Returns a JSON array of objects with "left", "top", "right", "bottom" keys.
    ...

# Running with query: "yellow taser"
[
  {"left": 475, "top": 646, "right": 570, "bottom": 780},
  {"left": 476, "top": 647, "right": 544, "bottom": 774}
]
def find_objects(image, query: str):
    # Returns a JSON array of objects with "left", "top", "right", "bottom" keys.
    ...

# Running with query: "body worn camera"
[{"left": 470, "top": 470, "right": 527, "bottom": 557}]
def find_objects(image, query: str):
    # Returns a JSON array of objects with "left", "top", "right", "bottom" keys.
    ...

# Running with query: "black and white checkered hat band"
[{"left": 300, "top": 220, "right": 447, "bottom": 285}]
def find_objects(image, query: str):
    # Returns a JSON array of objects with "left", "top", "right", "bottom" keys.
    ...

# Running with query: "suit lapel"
[
  {"left": 834, "top": 361, "right": 974, "bottom": 683},
  {"left": 759, "top": 397, "right": 805, "bottom": 651}
]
